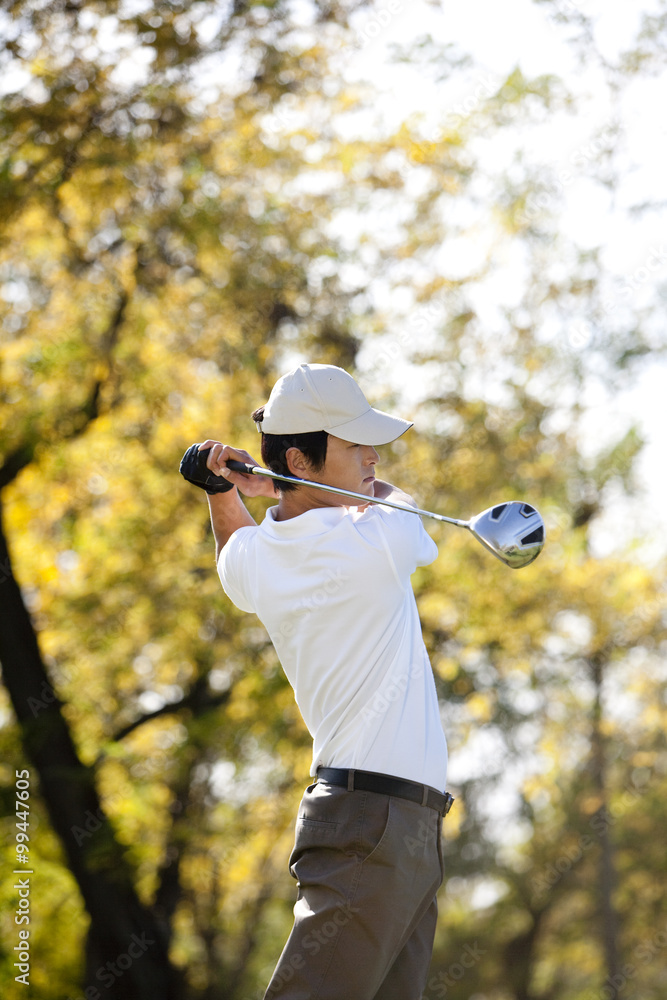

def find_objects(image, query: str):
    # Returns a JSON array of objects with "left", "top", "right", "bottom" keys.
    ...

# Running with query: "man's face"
[{"left": 291, "top": 434, "right": 379, "bottom": 506}]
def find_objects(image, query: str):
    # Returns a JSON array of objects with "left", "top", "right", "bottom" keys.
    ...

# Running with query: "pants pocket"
[
  {"left": 288, "top": 788, "right": 342, "bottom": 879},
  {"left": 359, "top": 794, "right": 393, "bottom": 865},
  {"left": 288, "top": 785, "right": 393, "bottom": 879}
]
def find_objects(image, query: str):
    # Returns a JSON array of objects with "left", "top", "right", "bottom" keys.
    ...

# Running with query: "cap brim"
[{"left": 325, "top": 407, "right": 412, "bottom": 446}]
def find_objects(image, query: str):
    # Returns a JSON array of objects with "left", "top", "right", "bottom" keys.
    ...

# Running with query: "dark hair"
[{"left": 252, "top": 406, "right": 328, "bottom": 492}]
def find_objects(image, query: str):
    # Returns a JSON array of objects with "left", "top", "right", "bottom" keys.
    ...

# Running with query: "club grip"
[{"left": 226, "top": 459, "right": 256, "bottom": 475}]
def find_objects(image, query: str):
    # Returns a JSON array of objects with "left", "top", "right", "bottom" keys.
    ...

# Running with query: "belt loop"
[
  {"left": 421, "top": 784, "right": 429, "bottom": 807},
  {"left": 347, "top": 769, "right": 355, "bottom": 791}
]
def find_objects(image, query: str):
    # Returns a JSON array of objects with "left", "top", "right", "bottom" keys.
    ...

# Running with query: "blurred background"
[{"left": 1, "top": 1, "right": 666, "bottom": 998}]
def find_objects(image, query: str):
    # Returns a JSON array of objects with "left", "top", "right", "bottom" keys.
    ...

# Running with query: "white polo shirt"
[{"left": 218, "top": 502, "right": 448, "bottom": 790}]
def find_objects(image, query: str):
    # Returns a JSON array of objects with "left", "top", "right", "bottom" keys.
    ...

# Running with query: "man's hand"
[
  {"left": 180, "top": 441, "right": 274, "bottom": 558},
  {"left": 196, "top": 441, "right": 276, "bottom": 498},
  {"left": 180, "top": 443, "right": 235, "bottom": 494}
]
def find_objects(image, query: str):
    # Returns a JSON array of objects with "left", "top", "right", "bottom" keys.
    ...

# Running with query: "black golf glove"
[{"left": 179, "top": 444, "right": 235, "bottom": 495}]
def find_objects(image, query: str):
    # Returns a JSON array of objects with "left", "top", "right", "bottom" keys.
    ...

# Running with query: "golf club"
[{"left": 226, "top": 460, "right": 545, "bottom": 569}]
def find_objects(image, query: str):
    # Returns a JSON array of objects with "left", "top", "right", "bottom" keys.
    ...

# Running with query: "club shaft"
[{"left": 226, "top": 460, "right": 467, "bottom": 527}]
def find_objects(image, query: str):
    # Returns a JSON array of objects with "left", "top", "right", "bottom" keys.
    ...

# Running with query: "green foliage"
[{"left": 1, "top": 1, "right": 667, "bottom": 998}]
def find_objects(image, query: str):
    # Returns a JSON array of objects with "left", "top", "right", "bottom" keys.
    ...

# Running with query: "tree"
[
  {"left": 2, "top": 1, "right": 667, "bottom": 998},
  {"left": 1, "top": 2, "right": 372, "bottom": 996}
]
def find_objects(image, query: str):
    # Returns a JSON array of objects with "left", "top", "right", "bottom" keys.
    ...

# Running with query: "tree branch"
[
  {"left": 0, "top": 288, "right": 128, "bottom": 490},
  {"left": 107, "top": 676, "right": 233, "bottom": 746}
]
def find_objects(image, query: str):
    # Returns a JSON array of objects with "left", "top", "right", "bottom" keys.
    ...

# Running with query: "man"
[{"left": 181, "top": 363, "right": 452, "bottom": 1000}]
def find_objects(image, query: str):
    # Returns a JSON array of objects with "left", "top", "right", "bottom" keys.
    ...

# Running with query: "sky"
[
  {"left": 2, "top": 0, "right": 663, "bottom": 862},
  {"left": 337, "top": 0, "right": 667, "bottom": 559},
  {"left": 331, "top": 0, "right": 667, "bottom": 810},
  {"left": 1, "top": 0, "right": 664, "bottom": 555}
]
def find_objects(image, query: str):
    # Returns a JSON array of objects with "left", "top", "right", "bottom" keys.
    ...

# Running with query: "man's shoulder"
[{"left": 220, "top": 520, "right": 259, "bottom": 560}]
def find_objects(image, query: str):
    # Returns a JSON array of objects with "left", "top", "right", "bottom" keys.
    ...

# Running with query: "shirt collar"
[{"left": 261, "top": 504, "right": 352, "bottom": 538}]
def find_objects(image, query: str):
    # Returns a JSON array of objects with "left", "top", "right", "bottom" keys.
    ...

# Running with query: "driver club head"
[{"left": 468, "top": 501, "right": 545, "bottom": 569}]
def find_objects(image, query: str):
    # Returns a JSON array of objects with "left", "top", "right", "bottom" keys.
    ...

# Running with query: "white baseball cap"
[{"left": 259, "top": 364, "right": 412, "bottom": 445}]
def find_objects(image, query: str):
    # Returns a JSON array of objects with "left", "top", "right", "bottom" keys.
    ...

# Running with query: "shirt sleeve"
[
  {"left": 365, "top": 503, "right": 438, "bottom": 577},
  {"left": 217, "top": 526, "right": 256, "bottom": 613}
]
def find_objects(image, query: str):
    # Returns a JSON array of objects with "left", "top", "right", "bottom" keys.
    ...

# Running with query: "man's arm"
[
  {"left": 197, "top": 440, "right": 274, "bottom": 560},
  {"left": 207, "top": 489, "right": 256, "bottom": 560}
]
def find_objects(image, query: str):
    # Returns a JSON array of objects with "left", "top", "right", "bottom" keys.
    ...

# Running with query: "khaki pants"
[{"left": 264, "top": 778, "right": 445, "bottom": 999}]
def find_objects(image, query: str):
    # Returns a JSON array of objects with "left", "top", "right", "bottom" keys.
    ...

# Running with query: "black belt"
[{"left": 316, "top": 767, "right": 454, "bottom": 816}]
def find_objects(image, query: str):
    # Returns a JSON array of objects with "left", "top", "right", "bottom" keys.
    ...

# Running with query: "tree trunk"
[
  {"left": 503, "top": 905, "right": 547, "bottom": 1000},
  {"left": 589, "top": 655, "right": 621, "bottom": 992},
  {"left": 0, "top": 503, "right": 184, "bottom": 1000}
]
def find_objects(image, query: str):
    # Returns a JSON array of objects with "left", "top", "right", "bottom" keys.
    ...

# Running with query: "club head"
[{"left": 468, "top": 501, "right": 545, "bottom": 569}]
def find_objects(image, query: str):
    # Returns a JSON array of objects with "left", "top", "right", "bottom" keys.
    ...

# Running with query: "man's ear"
[{"left": 285, "top": 446, "right": 309, "bottom": 479}]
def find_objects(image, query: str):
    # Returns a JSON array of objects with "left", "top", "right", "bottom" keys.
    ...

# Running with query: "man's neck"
[
  {"left": 275, "top": 485, "right": 376, "bottom": 521},
  {"left": 273, "top": 480, "right": 399, "bottom": 521},
  {"left": 274, "top": 490, "right": 346, "bottom": 521}
]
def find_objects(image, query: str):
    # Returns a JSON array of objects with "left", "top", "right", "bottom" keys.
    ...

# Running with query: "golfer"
[{"left": 197, "top": 363, "right": 451, "bottom": 999}]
